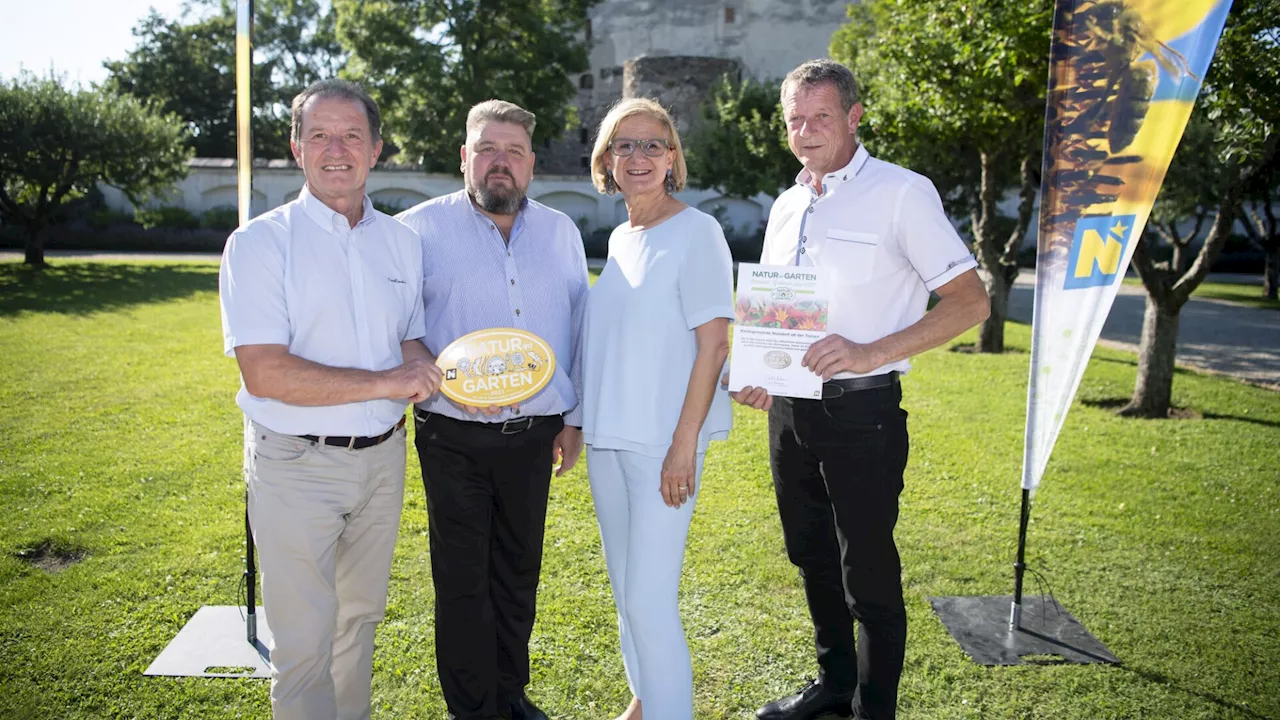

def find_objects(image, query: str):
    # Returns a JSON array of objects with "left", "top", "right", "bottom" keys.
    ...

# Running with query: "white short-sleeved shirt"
[
  {"left": 761, "top": 145, "right": 978, "bottom": 377},
  {"left": 219, "top": 185, "right": 426, "bottom": 436},
  {"left": 583, "top": 207, "right": 735, "bottom": 457}
]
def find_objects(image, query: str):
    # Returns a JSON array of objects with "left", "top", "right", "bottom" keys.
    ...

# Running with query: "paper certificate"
[{"left": 728, "top": 263, "right": 829, "bottom": 400}]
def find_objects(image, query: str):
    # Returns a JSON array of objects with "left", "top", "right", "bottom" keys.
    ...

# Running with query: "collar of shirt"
[
  {"left": 297, "top": 184, "right": 377, "bottom": 234},
  {"left": 466, "top": 195, "right": 530, "bottom": 242},
  {"left": 407, "top": 190, "right": 586, "bottom": 425},
  {"left": 794, "top": 144, "right": 872, "bottom": 197}
]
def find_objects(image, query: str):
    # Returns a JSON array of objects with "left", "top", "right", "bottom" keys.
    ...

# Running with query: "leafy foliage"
[
  {"left": 333, "top": 0, "right": 595, "bottom": 170},
  {"left": 0, "top": 75, "right": 191, "bottom": 265},
  {"left": 831, "top": 0, "right": 1053, "bottom": 352},
  {"left": 104, "top": 0, "right": 342, "bottom": 159},
  {"left": 685, "top": 75, "right": 795, "bottom": 199},
  {"left": 1125, "top": 0, "right": 1280, "bottom": 415},
  {"left": 134, "top": 205, "right": 201, "bottom": 231}
]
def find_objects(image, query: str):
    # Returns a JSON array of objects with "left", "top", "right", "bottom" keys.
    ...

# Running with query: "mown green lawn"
[
  {"left": 1123, "top": 277, "right": 1280, "bottom": 311},
  {"left": 1, "top": 260, "right": 1278, "bottom": 720}
]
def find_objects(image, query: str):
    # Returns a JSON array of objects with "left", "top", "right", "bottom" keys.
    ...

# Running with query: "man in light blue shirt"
[{"left": 396, "top": 99, "right": 587, "bottom": 720}]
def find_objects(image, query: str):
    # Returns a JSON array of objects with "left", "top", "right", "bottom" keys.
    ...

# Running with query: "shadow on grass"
[
  {"left": 1201, "top": 411, "right": 1280, "bottom": 430},
  {"left": 12, "top": 539, "right": 87, "bottom": 573},
  {"left": 1093, "top": 355, "right": 1138, "bottom": 368},
  {"left": 1079, "top": 397, "right": 1280, "bottom": 428},
  {"left": 1078, "top": 397, "right": 1201, "bottom": 419},
  {"left": 949, "top": 343, "right": 1029, "bottom": 354},
  {"left": 1121, "top": 664, "right": 1276, "bottom": 720},
  {"left": 0, "top": 263, "right": 218, "bottom": 317}
]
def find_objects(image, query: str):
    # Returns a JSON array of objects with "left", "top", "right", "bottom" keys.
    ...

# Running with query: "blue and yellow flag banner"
[{"left": 1022, "top": 0, "right": 1232, "bottom": 492}]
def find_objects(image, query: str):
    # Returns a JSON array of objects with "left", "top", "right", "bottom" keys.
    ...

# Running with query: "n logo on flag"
[{"left": 1063, "top": 215, "right": 1136, "bottom": 290}]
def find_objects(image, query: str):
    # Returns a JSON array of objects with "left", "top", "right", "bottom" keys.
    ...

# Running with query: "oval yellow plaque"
[{"left": 436, "top": 328, "right": 557, "bottom": 407}]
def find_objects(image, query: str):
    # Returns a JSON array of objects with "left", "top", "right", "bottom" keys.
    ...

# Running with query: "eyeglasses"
[{"left": 608, "top": 138, "right": 671, "bottom": 158}]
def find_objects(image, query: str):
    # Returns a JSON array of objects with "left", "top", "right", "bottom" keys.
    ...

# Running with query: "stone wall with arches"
[{"left": 99, "top": 159, "right": 778, "bottom": 237}]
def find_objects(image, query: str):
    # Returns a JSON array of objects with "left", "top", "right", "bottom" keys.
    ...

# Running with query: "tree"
[
  {"left": 831, "top": 0, "right": 1053, "bottom": 353},
  {"left": 1239, "top": 160, "right": 1278, "bottom": 300},
  {"left": 104, "top": 0, "right": 342, "bottom": 159},
  {"left": 1124, "top": 0, "right": 1279, "bottom": 417},
  {"left": 333, "top": 0, "right": 596, "bottom": 171},
  {"left": 0, "top": 75, "right": 192, "bottom": 267},
  {"left": 685, "top": 75, "right": 795, "bottom": 199}
]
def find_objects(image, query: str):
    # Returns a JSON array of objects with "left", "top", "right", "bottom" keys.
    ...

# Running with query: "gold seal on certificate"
[{"left": 437, "top": 328, "right": 557, "bottom": 407}]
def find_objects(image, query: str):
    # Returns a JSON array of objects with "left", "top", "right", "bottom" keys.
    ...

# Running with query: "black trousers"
[
  {"left": 413, "top": 412, "right": 564, "bottom": 720},
  {"left": 768, "top": 383, "right": 910, "bottom": 720}
]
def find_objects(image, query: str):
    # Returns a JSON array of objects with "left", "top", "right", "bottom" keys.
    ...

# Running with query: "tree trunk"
[
  {"left": 1265, "top": 245, "right": 1279, "bottom": 301},
  {"left": 1121, "top": 296, "right": 1180, "bottom": 418},
  {"left": 979, "top": 268, "right": 1012, "bottom": 352},
  {"left": 23, "top": 224, "right": 48, "bottom": 268}
]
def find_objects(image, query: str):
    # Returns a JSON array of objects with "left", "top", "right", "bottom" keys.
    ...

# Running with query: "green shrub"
[
  {"left": 583, "top": 227, "right": 611, "bottom": 258},
  {"left": 201, "top": 206, "right": 239, "bottom": 232},
  {"left": 372, "top": 200, "right": 404, "bottom": 216},
  {"left": 87, "top": 208, "right": 139, "bottom": 230},
  {"left": 134, "top": 205, "right": 199, "bottom": 231}
]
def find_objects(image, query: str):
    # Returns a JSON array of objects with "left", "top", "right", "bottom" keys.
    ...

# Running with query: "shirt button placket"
[
  {"left": 348, "top": 227, "right": 376, "bottom": 436},
  {"left": 506, "top": 245, "right": 525, "bottom": 329}
]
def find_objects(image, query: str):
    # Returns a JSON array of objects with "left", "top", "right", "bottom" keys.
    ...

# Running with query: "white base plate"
[{"left": 144, "top": 606, "right": 273, "bottom": 678}]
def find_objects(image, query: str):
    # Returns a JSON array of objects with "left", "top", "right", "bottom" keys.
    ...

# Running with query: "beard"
[{"left": 467, "top": 167, "right": 526, "bottom": 215}]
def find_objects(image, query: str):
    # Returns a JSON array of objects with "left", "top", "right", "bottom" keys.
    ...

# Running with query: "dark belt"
[
  {"left": 300, "top": 415, "right": 406, "bottom": 450},
  {"left": 821, "top": 371, "right": 900, "bottom": 399},
  {"left": 414, "top": 409, "right": 550, "bottom": 435}
]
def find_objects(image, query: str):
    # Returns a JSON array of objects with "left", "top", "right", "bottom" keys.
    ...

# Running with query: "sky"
[{"left": 0, "top": 0, "right": 189, "bottom": 86}]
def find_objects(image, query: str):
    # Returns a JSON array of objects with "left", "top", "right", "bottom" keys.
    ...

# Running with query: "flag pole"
[
  {"left": 236, "top": 0, "right": 256, "bottom": 645},
  {"left": 1010, "top": 489, "right": 1031, "bottom": 630},
  {"left": 236, "top": 0, "right": 254, "bottom": 228},
  {"left": 143, "top": 0, "right": 272, "bottom": 678}
]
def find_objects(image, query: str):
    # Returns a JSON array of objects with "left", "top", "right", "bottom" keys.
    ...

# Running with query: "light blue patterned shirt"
[{"left": 397, "top": 190, "right": 588, "bottom": 425}]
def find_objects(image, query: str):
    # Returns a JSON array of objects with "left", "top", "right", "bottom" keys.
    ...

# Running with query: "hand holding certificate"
[{"left": 727, "top": 263, "right": 830, "bottom": 400}]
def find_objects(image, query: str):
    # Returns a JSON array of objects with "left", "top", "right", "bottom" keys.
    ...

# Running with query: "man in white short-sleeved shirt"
[
  {"left": 219, "top": 79, "right": 441, "bottom": 720},
  {"left": 735, "top": 60, "right": 990, "bottom": 720}
]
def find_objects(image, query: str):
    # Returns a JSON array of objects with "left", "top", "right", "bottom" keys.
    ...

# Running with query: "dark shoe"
[
  {"left": 508, "top": 693, "right": 550, "bottom": 720},
  {"left": 757, "top": 680, "right": 854, "bottom": 720}
]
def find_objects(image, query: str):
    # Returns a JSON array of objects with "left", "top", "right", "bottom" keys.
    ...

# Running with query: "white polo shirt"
[
  {"left": 219, "top": 185, "right": 427, "bottom": 436},
  {"left": 760, "top": 145, "right": 977, "bottom": 377}
]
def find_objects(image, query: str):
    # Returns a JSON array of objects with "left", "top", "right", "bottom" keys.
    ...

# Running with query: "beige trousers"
[{"left": 245, "top": 419, "right": 406, "bottom": 720}]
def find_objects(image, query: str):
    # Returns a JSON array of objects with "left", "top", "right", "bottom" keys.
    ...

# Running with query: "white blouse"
[{"left": 582, "top": 207, "right": 735, "bottom": 457}]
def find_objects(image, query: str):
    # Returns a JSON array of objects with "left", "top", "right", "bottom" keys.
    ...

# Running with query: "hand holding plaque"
[{"left": 436, "top": 328, "right": 557, "bottom": 408}]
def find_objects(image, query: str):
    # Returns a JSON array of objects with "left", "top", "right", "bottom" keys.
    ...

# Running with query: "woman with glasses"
[{"left": 580, "top": 97, "right": 735, "bottom": 720}]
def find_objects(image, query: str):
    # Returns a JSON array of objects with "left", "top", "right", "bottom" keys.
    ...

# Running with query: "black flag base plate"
[
  {"left": 929, "top": 595, "right": 1118, "bottom": 666},
  {"left": 144, "top": 606, "right": 273, "bottom": 678}
]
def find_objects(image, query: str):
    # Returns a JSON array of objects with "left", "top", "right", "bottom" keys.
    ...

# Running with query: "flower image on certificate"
[{"left": 728, "top": 263, "right": 829, "bottom": 399}]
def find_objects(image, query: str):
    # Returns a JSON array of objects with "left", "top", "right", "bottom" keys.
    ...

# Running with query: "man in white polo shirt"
[
  {"left": 734, "top": 60, "right": 990, "bottom": 720},
  {"left": 219, "top": 79, "right": 441, "bottom": 720}
]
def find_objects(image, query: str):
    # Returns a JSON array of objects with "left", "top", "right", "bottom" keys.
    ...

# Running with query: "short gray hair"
[
  {"left": 291, "top": 79, "right": 381, "bottom": 143},
  {"left": 781, "top": 59, "right": 860, "bottom": 112},
  {"left": 466, "top": 100, "right": 537, "bottom": 139}
]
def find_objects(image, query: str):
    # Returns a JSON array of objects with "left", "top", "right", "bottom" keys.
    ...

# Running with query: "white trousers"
[
  {"left": 586, "top": 447, "right": 703, "bottom": 720},
  {"left": 245, "top": 419, "right": 406, "bottom": 720}
]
